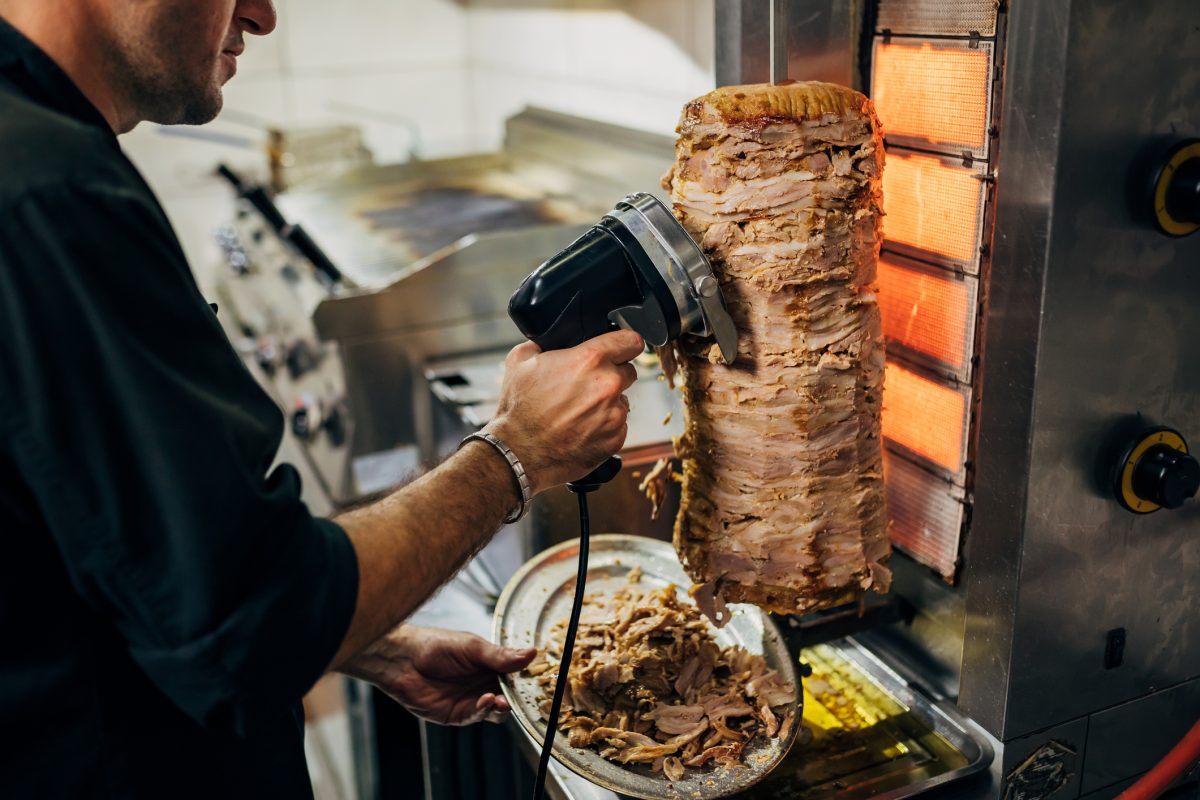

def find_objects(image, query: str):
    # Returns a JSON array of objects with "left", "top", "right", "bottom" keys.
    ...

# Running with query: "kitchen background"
[{"left": 122, "top": 0, "right": 715, "bottom": 294}]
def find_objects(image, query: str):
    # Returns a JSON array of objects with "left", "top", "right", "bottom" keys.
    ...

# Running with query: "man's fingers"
[
  {"left": 477, "top": 693, "right": 511, "bottom": 725},
  {"left": 615, "top": 362, "right": 638, "bottom": 392},
  {"left": 588, "top": 329, "right": 645, "bottom": 364},
  {"left": 485, "top": 694, "right": 510, "bottom": 724}
]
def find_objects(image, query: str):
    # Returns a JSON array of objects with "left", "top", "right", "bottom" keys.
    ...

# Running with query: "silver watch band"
[{"left": 459, "top": 431, "right": 533, "bottom": 523}]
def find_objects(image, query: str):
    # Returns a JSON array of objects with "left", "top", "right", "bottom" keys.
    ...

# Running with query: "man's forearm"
[{"left": 328, "top": 440, "right": 516, "bottom": 669}]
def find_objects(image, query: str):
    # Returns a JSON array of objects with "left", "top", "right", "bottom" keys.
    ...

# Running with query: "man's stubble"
[{"left": 102, "top": 3, "right": 227, "bottom": 127}]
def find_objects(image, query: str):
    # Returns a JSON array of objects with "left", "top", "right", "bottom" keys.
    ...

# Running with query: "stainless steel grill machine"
[{"left": 711, "top": 1, "right": 1197, "bottom": 798}]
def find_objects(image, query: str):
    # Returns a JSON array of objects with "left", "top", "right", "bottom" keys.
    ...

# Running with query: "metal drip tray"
[{"left": 745, "top": 639, "right": 992, "bottom": 800}]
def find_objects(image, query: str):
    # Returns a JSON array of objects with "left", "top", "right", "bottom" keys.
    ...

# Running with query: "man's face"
[{"left": 103, "top": 0, "right": 277, "bottom": 127}]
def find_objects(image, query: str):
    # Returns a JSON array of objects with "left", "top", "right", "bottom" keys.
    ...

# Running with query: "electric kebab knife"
[{"left": 506, "top": 192, "right": 738, "bottom": 798}]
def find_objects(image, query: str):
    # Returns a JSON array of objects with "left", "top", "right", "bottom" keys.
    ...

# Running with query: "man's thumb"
[
  {"left": 483, "top": 643, "right": 537, "bottom": 672},
  {"left": 589, "top": 329, "right": 645, "bottom": 364}
]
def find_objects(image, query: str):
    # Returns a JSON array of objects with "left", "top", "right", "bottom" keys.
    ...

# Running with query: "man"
[{"left": 0, "top": 0, "right": 644, "bottom": 797}]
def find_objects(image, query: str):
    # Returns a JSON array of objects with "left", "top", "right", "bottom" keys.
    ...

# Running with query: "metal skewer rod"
[{"left": 769, "top": 0, "right": 788, "bottom": 84}]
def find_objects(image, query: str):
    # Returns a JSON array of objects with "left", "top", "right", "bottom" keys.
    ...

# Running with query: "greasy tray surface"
[{"left": 493, "top": 534, "right": 801, "bottom": 800}]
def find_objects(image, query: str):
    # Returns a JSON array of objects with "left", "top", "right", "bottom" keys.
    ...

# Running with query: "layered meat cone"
[{"left": 663, "top": 81, "right": 891, "bottom": 618}]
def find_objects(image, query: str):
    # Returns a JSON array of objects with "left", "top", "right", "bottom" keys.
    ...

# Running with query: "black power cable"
[
  {"left": 531, "top": 492, "right": 590, "bottom": 799},
  {"left": 531, "top": 455, "right": 620, "bottom": 800}
]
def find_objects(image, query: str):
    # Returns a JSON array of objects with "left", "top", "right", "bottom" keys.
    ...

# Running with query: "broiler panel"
[
  {"left": 881, "top": 151, "right": 989, "bottom": 274},
  {"left": 871, "top": 37, "right": 995, "bottom": 161},
  {"left": 882, "top": 362, "right": 971, "bottom": 483},
  {"left": 884, "top": 449, "right": 966, "bottom": 579},
  {"left": 877, "top": 252, "right": 979, "bottom": 381},
  {"left": 875, "top": 0, "right": 1000, "bottom": 37}
]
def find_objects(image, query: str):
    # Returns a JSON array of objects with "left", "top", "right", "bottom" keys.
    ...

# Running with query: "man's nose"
[{"left": 236, "top": 0, "right": 278, "bottom": 37}]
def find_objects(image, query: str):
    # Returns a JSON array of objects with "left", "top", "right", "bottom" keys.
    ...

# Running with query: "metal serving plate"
[{"left": 493, "top": 534, "right": 801, "bottom": 800}]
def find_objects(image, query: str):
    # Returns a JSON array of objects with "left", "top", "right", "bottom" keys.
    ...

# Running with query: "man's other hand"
[
  {"left": 487, "top": 329, "right": 644, "bottom": 493},
  {"left": 338, "top": 625, "right": 535, "bottom": 726}
]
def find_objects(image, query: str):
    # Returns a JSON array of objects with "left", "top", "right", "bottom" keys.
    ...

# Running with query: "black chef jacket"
[{"left": 0, "top": 17, "right": 359, "bottom": 799}]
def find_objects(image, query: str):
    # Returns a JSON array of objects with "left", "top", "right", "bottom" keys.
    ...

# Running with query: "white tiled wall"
[
  {"left": 122, "top": 0, "right": 475, "bottom": 288},
  {"left": 464, "top": 0, "right": 715, "bottom": 149},
  {"left": 122, "top": 1, "right": 714, "bottom": 284}
]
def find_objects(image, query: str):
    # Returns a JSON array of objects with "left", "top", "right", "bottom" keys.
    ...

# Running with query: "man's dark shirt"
[{"left": 0, "top": 19, "right": 359, "bottom": 798}]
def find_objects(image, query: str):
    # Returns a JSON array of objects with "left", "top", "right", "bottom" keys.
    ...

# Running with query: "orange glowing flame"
[
  {"left": 882, "top": 363, "right": 967, "bottom": 472},
  {"left": 882, "top": 152, "right": 984, "bottom": 265},
  {"left": 877, "top": 255, "right": 973, "bottom": 369},
  {"left": 872, "top": 40, "right": 991, "bottom": 151}
]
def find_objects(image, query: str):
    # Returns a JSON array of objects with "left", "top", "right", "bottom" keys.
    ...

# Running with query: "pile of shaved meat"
[{"left": 523, "top": 568, "right": 795, "bottom": 783}]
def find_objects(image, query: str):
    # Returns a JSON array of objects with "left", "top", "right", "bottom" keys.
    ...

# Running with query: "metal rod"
[{"left": 769, "top": 0, "right": 788, "bottom": 84}]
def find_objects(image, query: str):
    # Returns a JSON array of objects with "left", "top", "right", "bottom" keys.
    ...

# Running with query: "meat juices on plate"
[{"left": 662, "top": 82, "right": 891, "bottom": 620}]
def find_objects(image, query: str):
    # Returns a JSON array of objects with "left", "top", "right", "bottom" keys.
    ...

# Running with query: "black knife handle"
[{"left": 566, "top": 455, "right": 622, "bottom": 494}]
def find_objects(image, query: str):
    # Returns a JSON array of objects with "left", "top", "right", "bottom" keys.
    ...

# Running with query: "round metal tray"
[{"left": 493, "top": 533, "right": 801, "bottom": 800}]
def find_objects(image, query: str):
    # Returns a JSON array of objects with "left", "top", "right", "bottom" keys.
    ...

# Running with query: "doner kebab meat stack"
[{"left": 660, "top": 81, "right": 891, "bottom": 621}]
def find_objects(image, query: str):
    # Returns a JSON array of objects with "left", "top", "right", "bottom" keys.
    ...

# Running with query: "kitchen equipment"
[
  {"left": 718, "top": 1, "right": 1200, "bottom": 797},
  {"left": 493, "top": 534, "right": 801, "bottom": 800},
  {"left": 509, "top": 191, "right": 737, "bottom": 367},
  {"left": 506, "top": 191, "right": 738, "bottom": 797}
]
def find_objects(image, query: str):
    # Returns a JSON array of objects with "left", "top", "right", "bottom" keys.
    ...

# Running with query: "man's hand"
[
  {"left": 327, "top": 329, "right": 643, "bottom": 671},
  {"left": 486, "top": 329, "right": 644, "bottom": 493},
  {"left": 338, "top": 625, "right": 535, "bottom": 726}
]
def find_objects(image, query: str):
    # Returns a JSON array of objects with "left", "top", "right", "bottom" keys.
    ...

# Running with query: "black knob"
[
  {"left": 1113, "top": 426, "right": 1199, "bottom": 513},
  {"left": 1150, "top": 139, "right": 1200, "bottom": 236},
  {"left": 1131, "top": 444, "right": 1200, "bottom": 510},
  {"left": 291, "top": 404, "right": 314, "bottom": 440},
  {"left": 285, "top": 340, "right": 320, "bottom": 380},
  {"left": 1165, "top": 156, "right": 1200, "bottom": 225},
  {"left": 323, "top": 401, "right": 348, "bottom": 448},
  {"left": 291, "top": 394, "right": 323, "bottom": 441}
]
